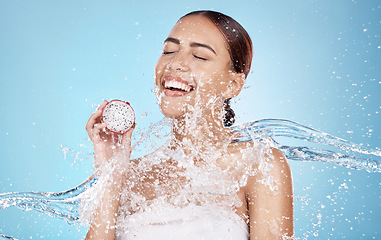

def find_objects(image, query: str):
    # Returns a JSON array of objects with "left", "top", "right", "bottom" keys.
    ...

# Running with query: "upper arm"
[{"left": 246, "top": 148, "right": 294, "bottom": 239}]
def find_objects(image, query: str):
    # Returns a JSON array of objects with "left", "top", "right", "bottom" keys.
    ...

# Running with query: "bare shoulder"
[
  {"left": 267, "top": 147, "right": 292, "bottom": 178},
  {"left": 244, "top": 146, "right": 293, "bottom": 194},
  {"left": 244, "top": 147, "right": 294, "bottom": 238},
  {"left": 228, "top": 141, "right": 290, "bottom": 170}
]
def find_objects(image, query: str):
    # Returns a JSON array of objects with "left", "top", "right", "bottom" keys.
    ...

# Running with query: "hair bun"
[{"left": 223, "top": 99, "right": 235, "bottom": 127}]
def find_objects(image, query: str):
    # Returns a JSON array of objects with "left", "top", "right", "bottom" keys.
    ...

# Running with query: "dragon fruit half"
[{"left": 101, "top": 100, "right": 135, "bottom": 134}]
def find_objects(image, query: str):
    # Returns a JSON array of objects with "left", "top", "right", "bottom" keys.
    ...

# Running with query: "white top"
[
  {"left": 116, "top": 204, "right": 249, "bottom": 240},
  {"left": 80, "top": 142, "right": 263, "bottom": 240}
]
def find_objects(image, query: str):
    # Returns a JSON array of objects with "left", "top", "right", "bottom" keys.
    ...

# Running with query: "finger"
[
  {"left": 85, "top": 112, "right": 99, "bottom": 133},
  {"left": 96, "top": 100, "right": 109, "bottom": 112},
  {"left": 111, "top": 133, "right": 120, "bottom": 145},
  {"left": 92, "top": 122, "right": 108, "bottom": 140},
  {"left": 85, "top": 101, "right": 109, "bottom": 135}
]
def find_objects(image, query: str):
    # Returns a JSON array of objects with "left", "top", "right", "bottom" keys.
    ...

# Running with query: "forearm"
[
  {"left": 85, "top": 187, "right": 122, "bottom": 240},
  {"left": 84, "top": 100, "right": 133, "bottom": 239}
]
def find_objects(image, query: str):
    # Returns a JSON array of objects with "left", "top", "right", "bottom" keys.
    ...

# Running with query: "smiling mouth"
[{"left": 162, "top": 77, "right": 195, "bottom": 97}]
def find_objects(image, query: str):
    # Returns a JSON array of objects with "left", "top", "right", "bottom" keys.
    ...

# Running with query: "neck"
[{"left": 170, "top": 103, "right": 234, "bottom": 154}]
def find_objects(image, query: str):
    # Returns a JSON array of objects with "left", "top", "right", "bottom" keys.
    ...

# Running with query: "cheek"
[
  {"left": 155, "top": 58, "right": 164, "bottom": 73},
  {"left": 154, "top": 59, "right": 166, "bottom": 84},
  {"left": 198, "top": 71, "right": 229, "bottom": 96}
]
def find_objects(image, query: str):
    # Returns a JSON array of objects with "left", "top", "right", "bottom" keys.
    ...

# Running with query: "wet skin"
[{"left": 85, "top": 14, "right": 294, "bottom": 240}]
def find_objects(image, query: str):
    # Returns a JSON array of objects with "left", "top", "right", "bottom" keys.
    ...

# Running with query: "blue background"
[{"left": 0, "top": 0, "right": 380, "bottom": 239}]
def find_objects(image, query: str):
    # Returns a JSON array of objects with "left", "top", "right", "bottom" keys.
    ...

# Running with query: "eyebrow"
[{"left": 164, "top": 37, "right": 217, "bottom": 55}]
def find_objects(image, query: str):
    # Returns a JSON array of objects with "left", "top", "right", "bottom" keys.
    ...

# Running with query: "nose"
[{"left": 166, "top": 52, "right": 190, "bottom": 72}]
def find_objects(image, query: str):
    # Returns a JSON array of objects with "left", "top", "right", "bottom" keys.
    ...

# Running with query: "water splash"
[
  {"left": 0, "top": 178, "right": 96, "bottom": 224},
  {"left": 0, "top": 234, "right": 16, "bottom": 240},
  {"left": 0, "top": 119, "right": 380, "bottom": 239},
  {"left": 234, "top": 119, "right": 381, "bottom": 173}
]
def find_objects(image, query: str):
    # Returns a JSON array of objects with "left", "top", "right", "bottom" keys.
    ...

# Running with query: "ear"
[{"left": 222, "top": 72, "right": 245, "bottom": 99}]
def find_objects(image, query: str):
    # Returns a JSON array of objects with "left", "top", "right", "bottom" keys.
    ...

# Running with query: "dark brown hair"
[{"left": 182, "top": 10, "right": 253, "bottom": 127}]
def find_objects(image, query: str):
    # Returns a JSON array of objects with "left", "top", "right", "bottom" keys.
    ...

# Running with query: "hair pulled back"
[{"left": 182, "top": 11, "right": 253, "bottom": 127}]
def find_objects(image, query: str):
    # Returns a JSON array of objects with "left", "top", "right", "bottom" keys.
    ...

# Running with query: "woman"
[{"left": 84, "top": 10, "right": 294, "bottom": 239}]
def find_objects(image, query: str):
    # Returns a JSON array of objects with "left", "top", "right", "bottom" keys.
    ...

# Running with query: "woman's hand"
[
  {"left": 85, "top": 100, "right": 134, "bottom": 169},
  {"left": 85, "top": 100, "right": 134, "bottom": 240}
]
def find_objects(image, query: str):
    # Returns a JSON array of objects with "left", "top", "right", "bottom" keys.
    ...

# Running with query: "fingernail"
[{"left": 132, "top": 123, "right": 136, "bottom": 129}]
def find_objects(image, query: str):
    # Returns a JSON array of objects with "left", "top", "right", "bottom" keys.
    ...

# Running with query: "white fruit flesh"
[{"left": 102, "top": 101, "right": 135, "bottom": 133}]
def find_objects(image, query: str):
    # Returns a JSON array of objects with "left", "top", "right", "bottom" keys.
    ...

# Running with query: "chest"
[{"left": 123, "top": 157, "right": 250, "bottom": 224}]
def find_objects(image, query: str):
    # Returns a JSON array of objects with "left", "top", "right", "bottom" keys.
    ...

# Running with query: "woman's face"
[{"left": 155, "top": 15, "right": 236, "bottom": 119}]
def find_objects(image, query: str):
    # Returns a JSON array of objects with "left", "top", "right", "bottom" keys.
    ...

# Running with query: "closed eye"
[
  {"left": 163, "top": 51, "right": 175, "bottom": 55},
  {"left": 193, "top": 55, "right": 207, "bottom": 61}
]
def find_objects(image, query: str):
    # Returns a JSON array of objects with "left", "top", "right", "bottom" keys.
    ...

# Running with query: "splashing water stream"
[
  {"left": 235, "top": 119, "right": 381, "bottom": 173},
  {"left": 0, "top": 119, "right": 380, "bottom": 239}
]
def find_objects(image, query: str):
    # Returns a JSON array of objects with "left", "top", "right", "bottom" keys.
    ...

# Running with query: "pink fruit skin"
[{"left": 101, "top": 99, "right": 135, "bottom": 134}]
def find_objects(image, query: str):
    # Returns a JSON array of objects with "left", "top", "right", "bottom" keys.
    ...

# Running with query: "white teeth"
[{"left": 164, "top": 80, "right": 192, "bottom": 92}]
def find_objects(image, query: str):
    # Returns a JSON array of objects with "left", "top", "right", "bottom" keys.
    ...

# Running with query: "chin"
[
  {"left": 156, "top": 92, "right": 195, "bottom": 118},
  {"left": 158, "top": 101, "right": 188, "bottom": 119}
]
